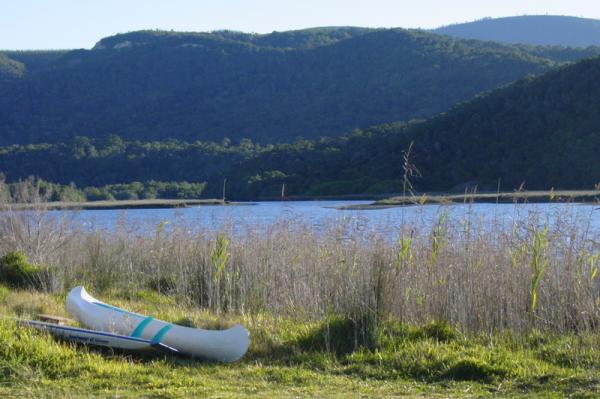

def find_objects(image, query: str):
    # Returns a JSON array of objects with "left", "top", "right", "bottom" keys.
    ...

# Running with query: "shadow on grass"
[
  {"left": 42, "top": 317, "right": 598, "bottom": 390},
  {"left": 76, "top": 318, "right": 473, "bottom": 375}
]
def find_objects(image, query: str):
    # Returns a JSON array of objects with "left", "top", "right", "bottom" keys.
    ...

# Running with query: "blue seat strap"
[
  {"left": 151, "top": 324, "right": 173, "bottom": 344},
  {"left": 130, "top": 316, "right": 154, "bottom": 338}
]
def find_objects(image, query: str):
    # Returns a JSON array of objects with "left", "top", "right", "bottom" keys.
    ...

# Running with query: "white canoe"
[
  {"left": 66, "top": 286, "right": 249, "bottom": 362},
  {"left": 19, "top": 319, "right": 178, "bottom": 354}
]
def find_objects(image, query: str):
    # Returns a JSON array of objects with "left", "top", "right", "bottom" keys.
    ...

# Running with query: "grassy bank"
[
  {"left": 338, "top": 190, "right": 600, "bottom": 209},
  {"left": 1, "top": 288, "right": 599, "bottom": 398},
  {"left": 0, "top": 203, "right": 598, "bottom": 397}
]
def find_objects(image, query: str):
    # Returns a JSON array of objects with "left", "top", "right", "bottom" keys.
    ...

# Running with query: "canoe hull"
[
  {"left": 19, "top": 319, "right": 177, "bottom": 353},
  {"left": 66, "top": 286, "right": 249, "bottom": 362}
]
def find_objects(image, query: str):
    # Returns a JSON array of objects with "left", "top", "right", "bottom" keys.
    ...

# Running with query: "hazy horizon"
[{"left": 2, "top": 0, "right": 600, "bottom": 50}]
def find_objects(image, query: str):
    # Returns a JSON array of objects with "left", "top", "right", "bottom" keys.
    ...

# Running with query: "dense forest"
[
  {"left": 0, "top": 55, "right": 599, "bottom": 199},
  {"left": 0, "top": 135, "right": 256, "bottom": 188},
  {"left": 0, "top": 174, "right": 207, "bottom": 203},
  {"left": 1, "top": 28, "right": 600, "bottom": 145},
  {"left": 434, "top": 15, "right": 600, "bottom": 47},
  {"left": 230, "top": 56, "right": 600, "bottom": 196}
]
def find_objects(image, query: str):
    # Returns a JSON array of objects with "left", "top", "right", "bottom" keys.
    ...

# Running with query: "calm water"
[{"left": 48, "top": 201, "right": 600, "bottom": 238}]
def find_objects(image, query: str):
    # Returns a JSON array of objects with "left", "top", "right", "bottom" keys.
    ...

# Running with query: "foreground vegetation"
[
  {"left": 1, "top": 288, "right": 600, "bottom": 398},
  {"left": 0, "top": 203, "right": 598, "bottom": 333},
  {"left": 0, "top": 202, "right": 598, "bottom": 397}
]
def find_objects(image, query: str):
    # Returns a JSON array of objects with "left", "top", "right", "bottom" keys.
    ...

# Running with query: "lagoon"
[{"left": 47, "top": 201, "right": 600, "bottom": 238}]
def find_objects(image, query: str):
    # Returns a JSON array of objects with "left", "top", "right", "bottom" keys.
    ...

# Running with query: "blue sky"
[{"left": 2, "top": 0, "right": 599, "bottom": 49}]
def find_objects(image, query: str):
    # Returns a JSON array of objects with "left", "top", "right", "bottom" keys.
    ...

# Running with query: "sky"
[{"left": 2, "top": 0, "right": 600, "bottom": 50}]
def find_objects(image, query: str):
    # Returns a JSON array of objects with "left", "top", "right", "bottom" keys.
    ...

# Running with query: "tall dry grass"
[{"left": 0, "top": 202, "right": 598, "bottom": 336}]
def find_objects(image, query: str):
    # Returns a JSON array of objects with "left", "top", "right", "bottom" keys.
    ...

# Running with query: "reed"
[{"left": 0, "top": 202, "right": 598, "bottom": 339}]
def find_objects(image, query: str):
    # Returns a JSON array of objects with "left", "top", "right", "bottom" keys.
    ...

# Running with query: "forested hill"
[
  {"left": 434, "top": 16, "right": 600, "bottom": 47},
  {"left": 1, "top": 56, "right": 599, "bottom": 197},
  {"left": 1, "top": 28, "right": 599, "bottom": 145},
  {"left": 228, "top": 55, "right": 600, "bottom": 196}
]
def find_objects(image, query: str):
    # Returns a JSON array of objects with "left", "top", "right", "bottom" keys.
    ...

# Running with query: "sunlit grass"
[{"left": 1, "top": 288, "right": 599, "bottom": 398}]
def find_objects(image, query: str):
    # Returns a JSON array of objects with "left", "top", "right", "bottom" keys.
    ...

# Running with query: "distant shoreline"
[
  {"left": 337, "top": 190, "right": 600, "bottom": 210},
  {"left": 0, "top": 199, "right": 240, "bottom": 211},
  {"left": 2, "top": 190, "right": 599, "bottom": 211}
]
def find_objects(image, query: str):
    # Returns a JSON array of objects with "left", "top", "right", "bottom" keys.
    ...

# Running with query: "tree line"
[{"left": 0, "top": 174, "right": 206, "bottom": 203}]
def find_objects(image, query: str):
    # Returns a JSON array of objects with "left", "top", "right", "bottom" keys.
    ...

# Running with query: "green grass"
[{"left": 1, "top": 287, "right": 599, "bottom": 398}]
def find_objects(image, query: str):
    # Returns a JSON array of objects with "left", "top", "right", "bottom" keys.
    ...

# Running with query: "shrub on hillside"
[{"left": 0, "top": 251, "right": 44, "bottom": 288}]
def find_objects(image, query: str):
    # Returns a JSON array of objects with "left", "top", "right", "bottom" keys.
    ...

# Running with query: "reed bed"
[{"left": 0, "top": 203, "right": 598, "bottom": 337}]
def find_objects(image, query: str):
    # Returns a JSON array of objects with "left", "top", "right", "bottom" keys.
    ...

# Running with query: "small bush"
[
  {"left": 12, "top": 302, "right": 47, "bottom": 317},
  {"left": 297, "top": 316, "right": 378, "bottom": 356},
  {"left": 0, "top": 285, "right": 9, "bottom": 302},
  {"left": 147, "top": 275, "right": 177, "bottom": 294},
  {"left": 420, "top": 321, "right": 458, "bottom": 342},
  {"left": 0, "top": 251, "right": 43, "bottom": 289},
  {"left": 133, "top": 290, "right": 175, "bottom": 306},
  {"left": 174, "top": 317, "right": 196, "bottom": 328},
  {"left": 444, "top": 359, "right": 504, "bottom": 381},
  {"left": 526, "top": 329, "right": 551, "bottom": 348}
]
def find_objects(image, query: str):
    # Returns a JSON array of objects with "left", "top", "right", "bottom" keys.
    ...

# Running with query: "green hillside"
[
  {"left": 228, "top": 56, "right": 600, "bottom": 195},
  {"left": 1, "top": 55, "right": 599, "bottom": 197},
  {"left": 1, "top": 28, "right": 599, "bottom": 145}
]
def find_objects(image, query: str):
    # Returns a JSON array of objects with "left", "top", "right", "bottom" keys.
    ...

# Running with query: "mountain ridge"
[
  {"left": 1, "top": 27, "right": 599, "bottom": 145},
  {"left": 434, "top": 15, "right": 600, "bottom": 47},
  {"left": 92, "top": 27, "right": 376, "bottom": 51}
]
